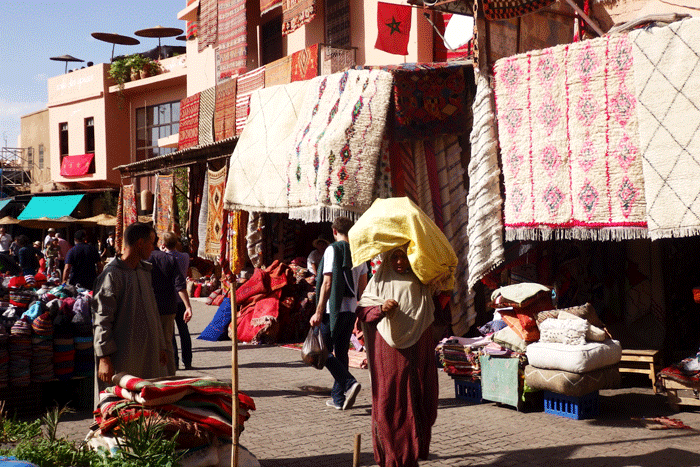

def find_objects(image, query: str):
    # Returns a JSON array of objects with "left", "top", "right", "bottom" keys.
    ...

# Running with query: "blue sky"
[{"left": 0, "top": 0, "right": 185, "bottom": 147}]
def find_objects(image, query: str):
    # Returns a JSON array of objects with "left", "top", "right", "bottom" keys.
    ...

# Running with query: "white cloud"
[{"left": 0, "top": 98, "right": 46, "bottom": 118}]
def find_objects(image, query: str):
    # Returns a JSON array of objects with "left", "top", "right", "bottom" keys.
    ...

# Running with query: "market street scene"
[{"left": 1, "top": 0, "right": 700, "bottom": 466}]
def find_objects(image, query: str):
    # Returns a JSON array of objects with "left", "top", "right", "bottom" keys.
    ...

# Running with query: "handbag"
[{"left": 301, "top": 326, "right": 327, "bottom": 370}]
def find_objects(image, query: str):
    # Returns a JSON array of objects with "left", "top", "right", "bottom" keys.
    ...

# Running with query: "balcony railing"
[{"left": 320, "top": 45, "right": 357, "bottom": 76}]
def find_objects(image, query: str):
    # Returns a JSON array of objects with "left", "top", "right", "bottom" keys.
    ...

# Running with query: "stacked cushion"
[{"left": 9, "top": 319, "right": 32, "bottom": 387}]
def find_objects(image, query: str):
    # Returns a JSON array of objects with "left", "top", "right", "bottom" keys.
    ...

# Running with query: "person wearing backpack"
[{"left": 309, "top": 216, "right": 368, "bottom": 411}]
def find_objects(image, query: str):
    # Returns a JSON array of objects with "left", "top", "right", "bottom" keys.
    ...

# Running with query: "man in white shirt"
[
  {"left": 310, "top": 216, "right": 367, "bottom": 411},
  {"left": 44, "top": 228, "right": 56, "bottom": 248},
  {"left": 0, "top": 227, "right": 11, "bottom": 253}
]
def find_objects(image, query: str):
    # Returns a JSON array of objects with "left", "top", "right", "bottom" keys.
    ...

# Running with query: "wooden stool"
[
  {"left": 658, "top": 377, "right": 700, "bottom": 412},
  {"left": 619, "top": 349, "right": 660, "bottom": 392}
]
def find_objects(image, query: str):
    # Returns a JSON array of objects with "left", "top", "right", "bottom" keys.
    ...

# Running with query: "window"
[
  {"left": 27, "top": 147, "right": 34, "bottom": 168},
  {"left": 135, "top": 101, "right": 180, "bottom": 160},
  {"left": 38, "top": 144, "right": 44, "bottom": 169},
  {"left": 261, "top": 16, "right": 283, "bottom": 65},
  {"left": 85, "top": 117, "right": 95, "bottom": 153},
  {"left": 59, "top": 122, "right": 69, "bottom": 157},
  {"left": 325, "top": 0, "right": 351, "bottom": 48}
]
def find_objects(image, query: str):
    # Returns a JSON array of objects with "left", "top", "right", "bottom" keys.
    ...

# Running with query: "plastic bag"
[{"left": 301, "top": 326, "right": 327, "bottom": 370}]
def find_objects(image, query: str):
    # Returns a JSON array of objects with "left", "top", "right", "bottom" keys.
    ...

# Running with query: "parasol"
[
  {"left": 134, "top": 25, "right": 183, "bottom": 59},
  {"left": 18, "top": 216, "right": 83, "bottom": 229},
  {"left": 0, "top": 216, "right": 19, "bottom": 225},
  {"left": 91, "top": 32, "right": 140, "bottom": 61},
  {"left": 80, "top": 213, "right": 117, "bottom": 226},
  {"left": 50, "top": 54, "right": 84, "bottom": 74},
  {"left": 348, "top": 197, "right": 457, "bottom": 290}
]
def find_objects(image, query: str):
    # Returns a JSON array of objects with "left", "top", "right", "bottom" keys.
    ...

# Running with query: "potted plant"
[
  {"left": 108, "top": 57, "right": 131, "bottom": 90},
  {"left": 126, "top": 54, "right": 148, "bottom": 81},
  {"left": 142, "top": 57, "right": 163, "bottom": 78}
]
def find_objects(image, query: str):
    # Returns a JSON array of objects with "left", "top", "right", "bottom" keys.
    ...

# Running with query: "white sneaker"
[
  {"left": 326, "top": 399, "right": 342, "bottom": 410},
  {"left": 343, "top": 382, "right": 361, "bottom": 410}
]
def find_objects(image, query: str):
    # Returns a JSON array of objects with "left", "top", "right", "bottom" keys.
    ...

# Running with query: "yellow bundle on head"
[{"left": 348, "top": 197, "right": 457, "bottom": 290}]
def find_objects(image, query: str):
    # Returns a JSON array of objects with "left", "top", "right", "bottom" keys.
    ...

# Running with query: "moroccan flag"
[{"left": 375, "top": 2, "right": 412, "bottom": 55}]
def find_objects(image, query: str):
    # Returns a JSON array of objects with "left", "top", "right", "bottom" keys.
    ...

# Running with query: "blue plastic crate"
[
  {"left": 543, "top": 390, "right": 599, "bottom": 420},
  {"left": 454, "top": 379, "right": 482, "bottom": 403}
]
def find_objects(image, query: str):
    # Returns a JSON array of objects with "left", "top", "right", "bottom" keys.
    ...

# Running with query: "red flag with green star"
[{"left": 375, "top": 2, "right": 412, "bottom": 55}]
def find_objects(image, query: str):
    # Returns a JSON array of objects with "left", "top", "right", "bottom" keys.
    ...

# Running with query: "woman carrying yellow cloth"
[{"left": 356, "top": 245, "right": 449, "bottom": 467}]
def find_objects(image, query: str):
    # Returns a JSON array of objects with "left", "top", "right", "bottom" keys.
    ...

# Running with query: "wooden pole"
[
  {"left": 562, "top": 0, "right": 605, "bottom": 36},
  {"left": 231, "top": 283, "right": 239, "bottom": 467},
  {"left": 353, "top": 433, "right": 361, "bottom": 467}
]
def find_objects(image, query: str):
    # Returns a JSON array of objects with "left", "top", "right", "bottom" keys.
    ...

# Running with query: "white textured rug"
[
  {"left": 286, "top": 69, "right": 393, "bottom": 222},
  {"left": 224, "top": 81, "right": 311, "bottom": 213},
  {"left": 467, "top": 71, "right": 505, "bottom": 289},
  {"left": 630, "top": 17, "right": 700, "bottom": 239}
]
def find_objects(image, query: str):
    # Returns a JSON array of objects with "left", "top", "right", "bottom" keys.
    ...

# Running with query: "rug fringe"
[
  {"left": 288, "top": 206, "right": 362, "bottom": 223},
  {"left": 223, "top": 202, "right": 289, "bottom": 214},
  {"left": 649, "top": 226, "right": 700, "bottom": 241},
  {"left": 506, "top": 227, "right": 648, "bottom": 241}
]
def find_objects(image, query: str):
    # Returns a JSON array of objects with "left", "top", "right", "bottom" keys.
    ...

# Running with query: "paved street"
[{"left": 52, "top": 298, "right": 700, "bottom": 466}]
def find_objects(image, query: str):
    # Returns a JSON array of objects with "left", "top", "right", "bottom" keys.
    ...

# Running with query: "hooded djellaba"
[{"left": 356, "top": 245, "right": 450, "bottom": 467}]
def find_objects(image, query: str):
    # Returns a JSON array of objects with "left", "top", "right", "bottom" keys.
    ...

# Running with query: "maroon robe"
[{"left": 356, "top": 304, "right": 439, "bottom": 467}]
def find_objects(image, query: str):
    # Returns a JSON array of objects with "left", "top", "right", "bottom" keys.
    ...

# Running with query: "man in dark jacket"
[
  {"left": 149, "top": 237, "right": 193, "bottom": 375},
  {"left": 63, "top": 230, "right": 101, "bottom": 289}
]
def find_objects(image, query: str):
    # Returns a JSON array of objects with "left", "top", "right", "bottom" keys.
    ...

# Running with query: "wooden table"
[
  {"left": 658, "top": 377, "right": 700, "bottom": 411},
  {"left": 619, "top": 349, "right": 660, "bottom": 392}
]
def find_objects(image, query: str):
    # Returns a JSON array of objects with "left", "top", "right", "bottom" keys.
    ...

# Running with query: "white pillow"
[
  {"left": 539, "top": 317, "right": 588, "bottom": 345},
  {"left": 557, "top": 310, "right": 606, "bottom": 342}
]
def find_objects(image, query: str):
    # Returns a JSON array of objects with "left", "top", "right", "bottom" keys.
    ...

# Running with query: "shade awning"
[
  {"left": 17, "top": 194, "right": 85, "bottom": 220},
  {"left": 0, "top": 199, "right": 11, "bottom": 213}
]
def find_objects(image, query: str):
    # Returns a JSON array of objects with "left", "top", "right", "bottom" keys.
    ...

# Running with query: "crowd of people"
[{"left": 2, "top": 208, "right": 446, "bottom": 467}]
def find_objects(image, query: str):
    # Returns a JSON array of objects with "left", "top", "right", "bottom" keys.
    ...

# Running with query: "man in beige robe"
[{"left": 92, "top": 223, "right": 169, "bottom": 396}]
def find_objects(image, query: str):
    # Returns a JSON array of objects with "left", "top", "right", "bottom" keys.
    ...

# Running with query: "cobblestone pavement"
[{"left": 53, "top": 298, "right": 700, "bottom": 466}]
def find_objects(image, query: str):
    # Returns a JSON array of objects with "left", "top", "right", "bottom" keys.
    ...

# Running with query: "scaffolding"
[{"left": 0, "top": 148, "right": 31, "bottom": 198}]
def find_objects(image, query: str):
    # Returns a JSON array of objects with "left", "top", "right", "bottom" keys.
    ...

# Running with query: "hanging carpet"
[
  {"left": 224, "top": 80, "right": 311, "bottom": 213},
  {"left": 217, "top": 0, "right": 247, "bottom": 81},
  {"left": 264, "top": 55, "right": 292, "bottom": 87},
  {"left": 630, "top": 18, "right": 700, "bottom": 240},
  {"left": 198, "top": 87, "right": 216, "bottom": 146},
  {"left": 198, "top": 0, "right": 218, "bottom": 52},
  {"left": 282, "top": 0, "right": 316, "bottom": 36},
  {"left": 482, "top": 0, "right": 555, "bottom": 20},
  {"left": 153, "top": 173, "right": 174, "bottom": 243},
  {"left": 467, "top": 71, "right": 504, "bottom": 289},
  {"left": 494, "top": 33, "right": 647, "bottom": 241},
  {"left": 178, "top": 93, "right": 200, "bottom": 151},
  {"left": 205, "top": 167, "right": 228, "bottom": 260},
  {"left": 115, "top": 185, "right": 124, "bottom": 255},
  {"left": 246, "top": 212, "right": 266, "bottom": 268},
  {"left": 122, "top": 184, "right": 138, "bottom": 227},
  {"left": 261, "top": 0, "right": 282, "bottom": 15},
  {"left": 286, "top": 69, "right": 393, "bottom": 222},
  {"left": 235, "top": 67, "right": 265, "bottom": 135},
  {"left": 290, "top": 44, "right": 319, "bottom": 82},
  {"left": 197, "top": 170, "right": 209, "bottom": 259},
  {"left": 433, "top": 136, "right": 474, "bottom": 334},
  {"left": 214, "top": 78, "right": 237, "bottom": 141}
]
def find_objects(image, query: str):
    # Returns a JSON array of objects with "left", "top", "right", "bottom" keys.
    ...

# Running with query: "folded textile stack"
[
  {"left": 30, "top": 312, "right": 54, "bottom": 382},
  {"left": 436, "top": 336, "right": 491, "bottom": 379},
  {"left": 90, "top": 373, "right": 256, "bottom": 459},
  {"left": 490, "top": 283, "right": 554, "bottom": 345},
  {"left": 53, "top": 329, "right": 75, "bottom": 381},
  {"left": 0, "top": 325, "right": 8, "bottom": 388},
  {"left": 524, "top": 303, "right": 621, "bottom": 398},
  {"left": 9, "top": 319, "right": 32, "bottom": 387}
]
